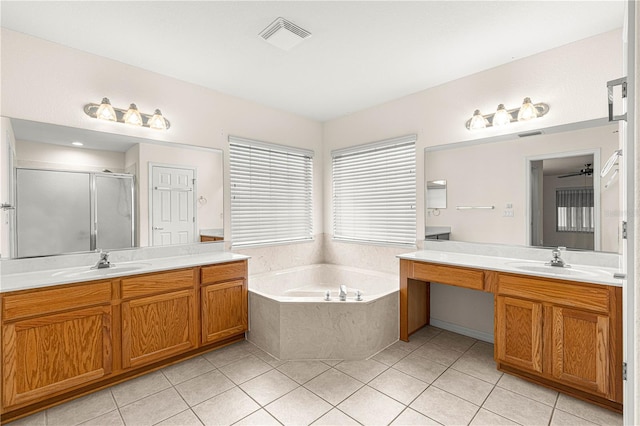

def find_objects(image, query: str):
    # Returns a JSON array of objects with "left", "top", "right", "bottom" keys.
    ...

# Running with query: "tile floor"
[{"left": 8, "top": 327, "right": 623, "bottom": 426}]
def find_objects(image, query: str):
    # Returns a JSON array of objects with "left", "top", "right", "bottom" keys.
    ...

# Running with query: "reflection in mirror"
[
  {"left": 424, "top": 121, "right": 620, "bottom": 253},
  {"left": 1, "top": 118, "right": 224, "bottom": 259},
  {"left": 426, "top": 180, "right": 447, "bottom": 209},
  {"left": 529, "top": 153, "right": 596, "bottom": 251}
]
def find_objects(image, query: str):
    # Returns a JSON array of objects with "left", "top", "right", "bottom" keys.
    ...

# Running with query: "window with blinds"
[
  {"left": 556, "top": 187, "right": 594, "bottom": 233},
  {"left": 229, "top": 136, "right": 313, "bottom": 247},
  {"left": 332, "top": 135, "right": 416, "bottom": 245}
]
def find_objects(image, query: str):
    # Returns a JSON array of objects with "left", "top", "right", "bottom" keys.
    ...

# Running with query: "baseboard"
[{"left": 429, "top": 318, "right": 494, "bottom": 344}]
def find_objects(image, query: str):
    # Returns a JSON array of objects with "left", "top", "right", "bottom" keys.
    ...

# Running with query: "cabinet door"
[
  {"left": 201, "top": 280, "right": 248, "bottom": 344},
  {"left": 121, "top": 289, "right": 197, "bottom": 369},
  {"left": 551, "top": 306, "right": 609, "bottom": 396},
  {"left": 2, "top": 306, "right": 112, "bottom": 408},
  {"left": 495, "top": 296, "right": 543, "bottom": 373}
]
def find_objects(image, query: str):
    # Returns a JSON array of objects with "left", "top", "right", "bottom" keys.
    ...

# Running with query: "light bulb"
[
  {"left": 492, "top": 104, "right": 511, "bottom": 126},
  {"left": 469, "top": 109, "right": 487, "bottom": 130},
  {"left": 123, "top": 103, "right": 143, "bottom": 126},
  {"left": 148, "top": 109, "right": 167, "bottom": 130},
  {"left": 517, "top": 97, "right": 538, "bottom": 121},
  {"left": 95, "top": 97, "right": 116, "bottom": 121}
]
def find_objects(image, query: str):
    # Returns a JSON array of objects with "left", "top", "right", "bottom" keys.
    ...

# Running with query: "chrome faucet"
[
  {"left": 548, "top": 246, "right": 569, "bottom": 267},
  {"left": 339, "top": 285, "right": 347, "bottom": 301},
  {"left": 93, "top": 251, "right": 113, "bottom": 269}
]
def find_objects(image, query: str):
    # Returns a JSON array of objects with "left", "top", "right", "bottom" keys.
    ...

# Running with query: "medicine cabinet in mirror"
[
  {"left": 426, "top": 180, "right": 447, "bottom": 210},
  {"left": 0, "top": 118, "right": 224, "bottom": 259},
  {"left": 424, "top": 120, "right": 621, "bottom": 253}
]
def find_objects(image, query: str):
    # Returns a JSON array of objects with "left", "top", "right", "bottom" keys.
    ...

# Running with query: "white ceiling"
[{"left": 1, "top": 1, "right": 625, "bottom": 122}]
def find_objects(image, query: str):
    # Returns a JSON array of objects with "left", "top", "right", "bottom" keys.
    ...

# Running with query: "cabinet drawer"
[
  {"left": 2, "top": 281, "right": 112, "bottom": 322},
  {"left": 121, "top": 269, "right": 195, "bottom": 299},
  {"left": 498, "top": 274, "right": 610, "bottom": 313},
  {"left": 201, "top": 261, "right": 246, "bottom": 285},
  {"left": 411, "top": 262, "right": 484, "bottom": 290}
]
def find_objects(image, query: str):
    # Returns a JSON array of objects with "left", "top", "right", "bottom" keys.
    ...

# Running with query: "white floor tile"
[
  {"left": 192, "top": 387, "right": 260, "bottom": 426},
  {"left": 111, "top": 371, "right": 172, "bottom": 407},
  {"left": 219, "top": 355, "right": 273, "bottom": 384},
  {"left": 470, "top": 408, "right": 520, "bottom": 426},
  {"left": 338, "top": 386, "right": 406, "bottom": 426},
  {"left": 393, "top": 354, "right": 448, "bottom": 384},
  {"left": 276, "top": 360, "right": 331, "bottom": 384},
  {"left": 432, "top": 369, "right": 493, "bottom": 406},
  {"left": 390, "top": 408, "right": 441, "bottom": 425},
  {"left": 239, "top": 369, "right": 299, "bottom": 406},
  {"left": 312, "top": 408, "right": 361, "bottom": 425},
  {"left": 265, "top": 387, "right": 332, "bottom": 426},
  {"left": 175, "top": 369, "right": 236, "bottom": 406},
  {"left": 233, "top": 409, "right": 281, "bottom": 426},
  {"left": 368, "top": 368, "right": 428, "bottom": 405},
  {"left": 155, "top": 409, "right": 203, "bottom": 426},
  {"left": 482, "top": 387, "right": 553, "bottom": 426},
  {"left": 304, "top": 368, "right": 364, "bottom": 405},
  {"left": 46, "top": 389, "right": 117, "bottom": 426},
  {"left": 335, "top": 359, "right": 388, "bottom": 383},
  {"left": 555, "top": 394, "right": 623, "bottom": 426},
  {"left": 410, "top": 386, "right": 479, "bottom": 426},
  {"left": 119, "top": 388, "right": 188, "bottom": 426},
  {"left": 497, "top": 373, "right": 558, "bottom": 407},
  {"left": 161, "top": 356, "right": 216, "bottom": 385}
]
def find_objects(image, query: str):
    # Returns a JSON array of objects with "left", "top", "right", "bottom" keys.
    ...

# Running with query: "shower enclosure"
[{"left": 15, "top": 168, "right": 135, "bottom": 258}]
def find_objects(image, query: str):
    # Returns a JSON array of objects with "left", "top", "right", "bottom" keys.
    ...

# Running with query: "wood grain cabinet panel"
[
  {"left": 495, "top": 296, "right": 543, "bottom": 373},
  {"left": 121, "top": 289, "right": 197, "bottom": 369},
  {"left": 2, "top": 306, "right": 112, "bottom": 408},
  {"left": 551, "top": 306, "right": 610, "bottom": 397},
  {"left": 201, "top": 262, "right": 246, "bottom": 284},
  {"left": 201, "top": 280, "right": 248, "bottom": 344},
  {"left": 411, "top": 262, "right": 484, "bottom": 290}
]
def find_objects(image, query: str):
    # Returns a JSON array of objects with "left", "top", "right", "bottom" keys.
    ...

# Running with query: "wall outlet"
[{"left": 503, "top": 210, "right": 514, "bottom": 217}]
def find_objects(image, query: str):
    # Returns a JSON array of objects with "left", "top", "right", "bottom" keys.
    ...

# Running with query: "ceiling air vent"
[{"left": 259, "top": 17, "right": 311, "bottom": 51}]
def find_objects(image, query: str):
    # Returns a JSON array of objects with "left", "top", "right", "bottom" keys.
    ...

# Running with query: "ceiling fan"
[{"left": 558, "top": 163, "right": 593, "bottom": 178}]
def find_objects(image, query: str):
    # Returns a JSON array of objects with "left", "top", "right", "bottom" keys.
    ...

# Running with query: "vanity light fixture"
[
  {"left": 84, "top": 98, "right": 171, "bottom": 130},
  {"left": 122, "top": 103, "right": 143, "bottom": 126},
  {"left": 466, "top": 97, "right": 549, "bottom": 130},
  {"left": 492, "top": 104, "right": 511, "bottom": 126},
  {"left": 468, "top": 110, "right": 488, "bottom": 130}
]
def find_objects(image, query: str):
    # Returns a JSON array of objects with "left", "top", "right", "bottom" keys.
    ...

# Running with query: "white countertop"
[
  {"left": 0, "top": 252, "right": 249, "bottom": 293},
  {"left": 398, "top": 250, "right": 623, "bottom": 287}
]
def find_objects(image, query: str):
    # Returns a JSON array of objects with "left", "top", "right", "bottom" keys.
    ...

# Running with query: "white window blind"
[
  {"left": 229, "top": 136, "right": 313, "bottom": 247},
  {"left": 556, "top": 187, "right": 594, "bottom": 233},
  {"left": 332, "top": 135, "right": 416, "bottom": 245}
]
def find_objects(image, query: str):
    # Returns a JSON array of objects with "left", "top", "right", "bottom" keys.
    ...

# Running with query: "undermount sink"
[
  {"left": 505, "top": 262, "right": 597, "bottom": 277},
  {"left": 52, "top": 263, "right": 152, "bottom": 278}
]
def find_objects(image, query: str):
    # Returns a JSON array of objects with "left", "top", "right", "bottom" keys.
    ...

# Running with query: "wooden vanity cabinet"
[
  {"left": 495, "top": 273, "right": 622, "bottom": 407},
  {"left": 200, "top": 261, "right": 248, "bottom": 344},
  {"left": 120, "top": 269, "right": 198, "bottom": 369},
  {"left": 1, "top": 259, "right": 249, "bottom": 423},
  {"left": 1, "top": 281, "right": 113, "bottom": 410}
]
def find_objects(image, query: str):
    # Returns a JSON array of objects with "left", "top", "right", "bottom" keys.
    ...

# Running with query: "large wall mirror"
[
  {"left": 424, "top": 120, "right": 621, "bottom": 253},
  {"left": 1, "top": 118, "right": 224, "bottom": 259}
]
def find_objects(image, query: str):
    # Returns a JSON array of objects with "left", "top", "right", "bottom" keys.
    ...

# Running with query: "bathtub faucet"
[{"left": 339, "top": 285, "right": 347, "bottom": 301}]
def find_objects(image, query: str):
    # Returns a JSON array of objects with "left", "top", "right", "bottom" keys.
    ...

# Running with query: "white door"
[{"left": 150, "top": 165, "right": 195, "bottom": 246}]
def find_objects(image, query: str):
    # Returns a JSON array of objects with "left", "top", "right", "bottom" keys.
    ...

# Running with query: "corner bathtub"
[{"left": 248, "top": 264, "right": 399, "bottom": 360}]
